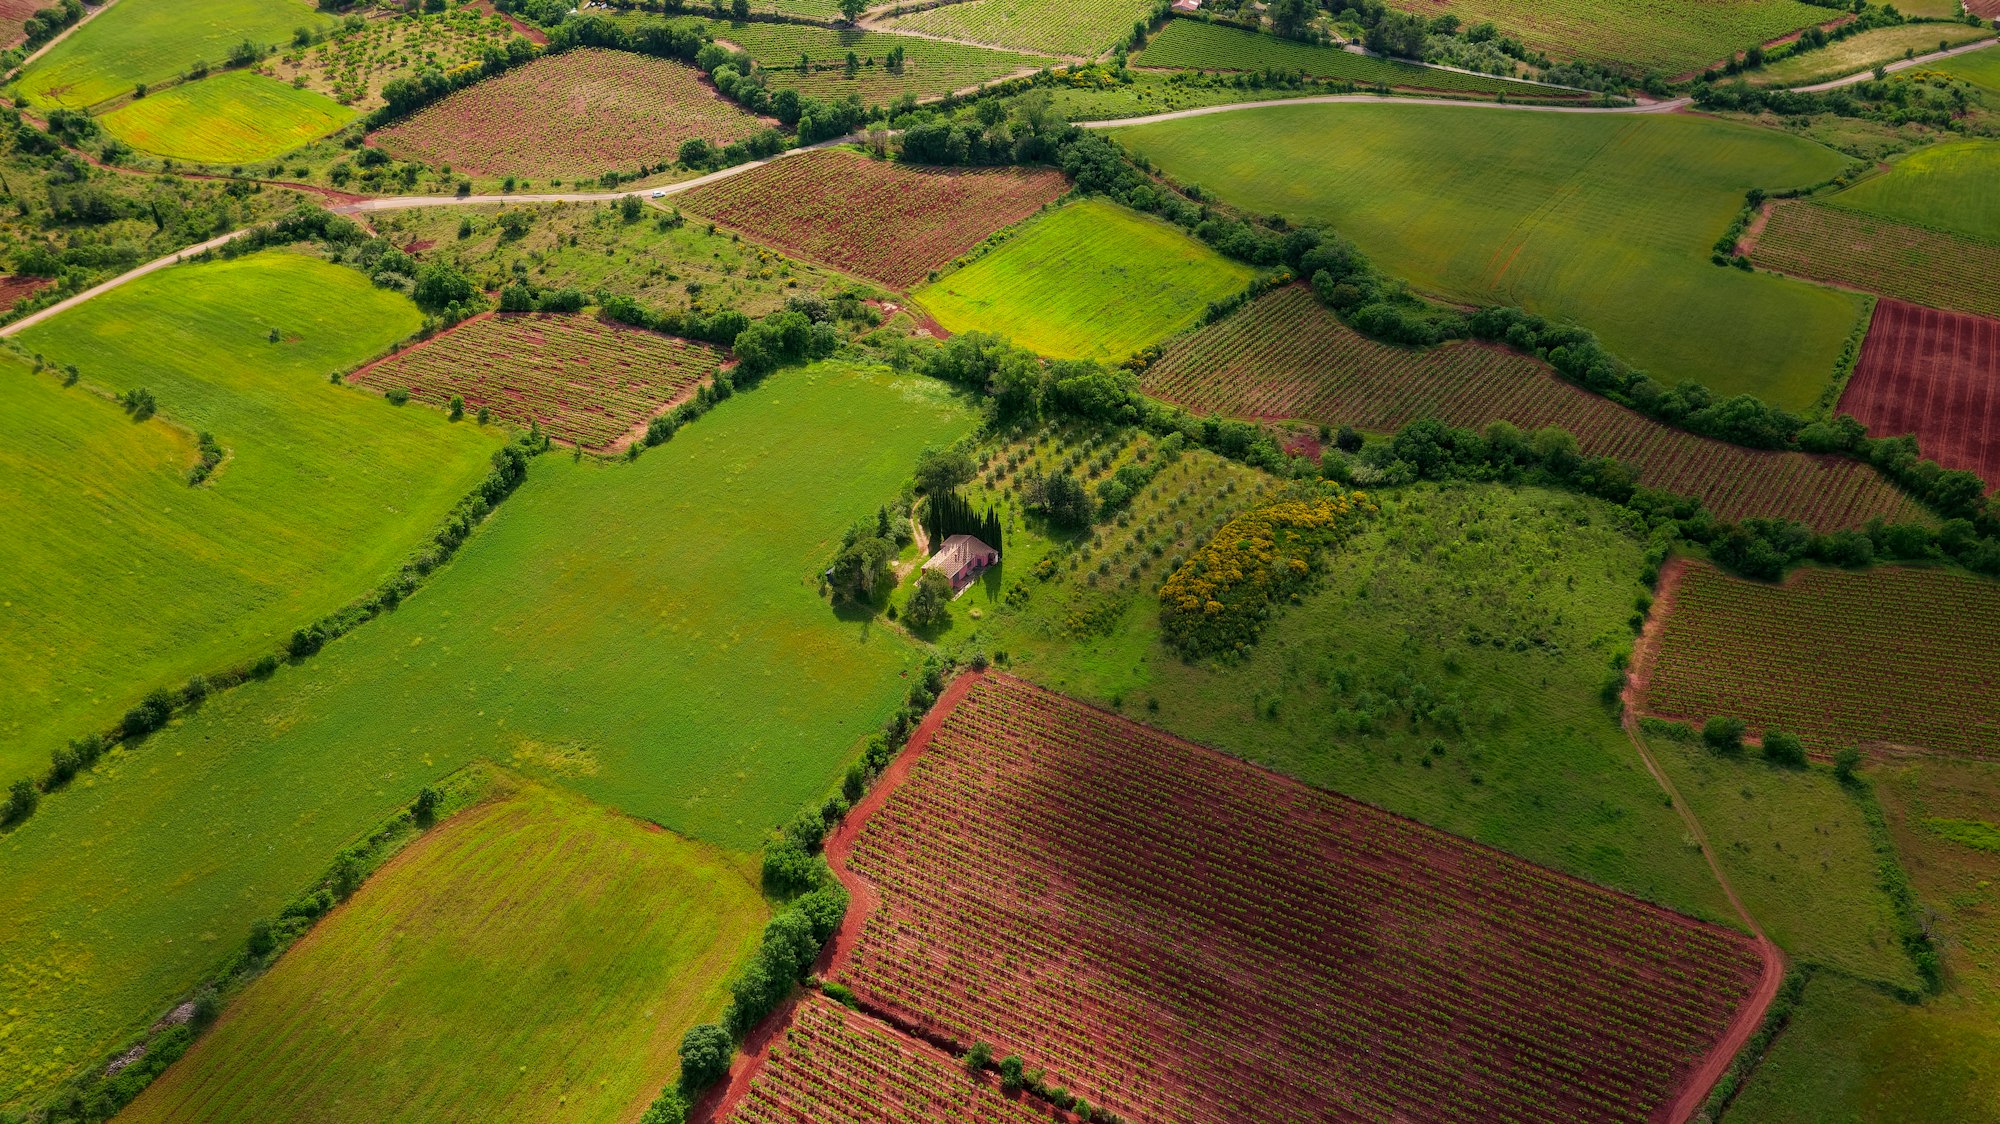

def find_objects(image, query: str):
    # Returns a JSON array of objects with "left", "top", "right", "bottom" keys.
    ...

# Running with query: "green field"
[
  {"left": 1935, "top": 41, "right": 2000, "bottom": 96},
  {"left": 1391, "top": 0, "right": 1831, "bottom": 74},
  {"left": 1113, "top": 102, "right": 1864, "bottom": 409},
  {"left": 947, "top": 470, "right": 1736, "bottom": 924},
  {"left": 15, "top": 0, "right": 339, "bottom": 110},
  {"left": 911, "top": 198, "right": 1258, "bottom": 361},
  {"left": 1, "top": 252, "right": 495, "bottom": 783},
  {"left": 100, "top": 69, "right": 356, "bottom": 164},
  {"left": 1135, "top": 20, "right": 1582, "bottom": 98},
  {"left": 1825, "top": 138, "right": 2000, "bottom": 243},
  {"left": 0, "top": 360, "right": 970, "bottom": 1109},
  {"left": 703, "top": 18, "right": 1058, "bottom": 102},
  {"left": 1748, "top": 24, "right": 1994, "bottom": 88},
  {"left": 881, "top": 0, "right": 1152, "bottom": 58},
  {"left": 118, "top": 781, "right": 765, "bottom": 1124}
]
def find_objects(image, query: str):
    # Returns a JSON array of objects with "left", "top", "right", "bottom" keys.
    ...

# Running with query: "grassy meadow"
[
  {"left": 1826, "top": 139, "right": 2000, "bottom": 244},
  {"left": 14, "top": 0, "right": 338, "bottom": 110},
  {"left": 1386, "top": 0, "right": 1829, "bottom": 74},
  {"left": 881, "top": 0, "right": 1153, "bottom": 58},
  {"left": 1112, "top": 103, "right": 1865, "bottom": 410},
  {"left": 100, "top": 70, "right": 356, "bottom": 164},
  {"left": 0, "top": 361, "right": 971, "bottom": 1109},
  {"left": 1, "top": 252, "right": 495, "bottom": 782},
  {"left": 117, "top": 781, "right": 765, "bottom": 1124},
  {"left": 938, "top": 470, "right": 1735, "bottom": 925},
  {"left": 1747, "top": 24, "right": 1994, "bottom": 87},
  {"left": 911, "top": 198, "right": 1258, "bottom": 362},
  {"left": 1935, "top": 42, "right": 2000, "bottom": 96},
  {"left": 1135, "top": 20, "right": 1576, "bottom": 99}
]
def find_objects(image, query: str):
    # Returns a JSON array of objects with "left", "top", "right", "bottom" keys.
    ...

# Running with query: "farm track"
[{"left": 1790, "top": 35, "right": 2000, "bottom": 91}]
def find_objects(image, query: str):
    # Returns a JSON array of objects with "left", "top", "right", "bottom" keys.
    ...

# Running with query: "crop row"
[
  {"left": 351, "top": 313, "right": 721, "bottom": 447},
  {"left": 1645, "top": 560, "right": 2000, "bottom": 757},
  {"left": 1136, "top": 20, "right": 1582, "bottom": 98},
  {"left": 701, "top": 19, "right": 1057, "bottom": 103},
  {"left": 677, "top": 147, "right": 1068, "bottom": 288},
  {"left": 1753, "top": 201, "right": 2000, "bottom": 321},
  {"left": 725, "top": 994, "right": 1049, "bottom": 1123},
  {"left": 371, "top": 48, "right": 764, "bottom": 180},
  {"left": 833, "top": 674, "right": 1763, "bottom": 1124},
  {"left": 882, "top": 0, "right": 1153, "bottom": 59},
  {"left": 1842, "top": 298, "right": 2000, "bottom": 489},
  {"left": 1143, "top": 285, "right": 1924, "bottom": 530}
]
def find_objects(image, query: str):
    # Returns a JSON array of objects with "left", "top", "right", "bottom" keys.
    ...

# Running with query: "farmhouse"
[
  {"left": 925, "top": 534, "right": 999, "bottom": 592},
  {"left": 1172, "top": 0, "right": 1202, "bottom": 11}
]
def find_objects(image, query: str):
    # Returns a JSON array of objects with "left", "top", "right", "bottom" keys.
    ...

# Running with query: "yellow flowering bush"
[{"left": 1160, "top": 489, "right": 1374, "bottom": 658}]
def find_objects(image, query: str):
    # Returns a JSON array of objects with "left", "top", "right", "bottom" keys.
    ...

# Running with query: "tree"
[
  {"left": 1334, "top": 425, "right": 1363, "bottom": 453},
  {"left": 678, "top": 1024, "right": 733, "bottom": 1093},
  {"left": 1761, "top": 729, "right": 1806, "bottom": 768},
  {"left": 1, "top": 779, "right": 37, "bottom": 827},
  {"left": 412, "top": 261, "right": 476, "bottom": 311},
  {"left": 1269, "top": 0, "right": 1314, "bottom": 37},
  {"left": 619, "top": 193, "right": 643, "bottom": 222},
  {"left": 1702, "top": 716, "right": 1747, "bottom": 755},
  {"left": 1834, "top": 746, "right": 1864, "bottom": 784},
  {"left": 904, "top": 568, "right": 953, "bottom": 630},
  {"left": 1026, "top": 469, "right": 1094, "bottom": 529},
  {"left": 840, "top": 0, "right": 865, "bottom": 20},
  {"left": 913, "top": 446, "right": 975, "bottom": 495},
  {"left": 827, "top": 520, "right": 896, "bottom": 602}
]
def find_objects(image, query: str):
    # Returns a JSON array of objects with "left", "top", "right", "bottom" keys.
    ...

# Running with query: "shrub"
[
  {"left": 678, "top": 1023, "right": 732, "bottom": 1093},
  {"left": 2, "top": 778, "right": 38, "bottom": 827},
  {"left": 122, "top": 688, "right": 177, "bottom": 738},
  {"left": 1160, "top": 491, "right": 1373, "bottom": 658},
  {"left": 1761, "top": 729, "right": 1807, "bottom": 768},
  {"left": 1702, "top": 716, "right": 1747, "bottom": 755},
  {"left": 1834, "top": 746, "right": 1864, "bottom": 784}
]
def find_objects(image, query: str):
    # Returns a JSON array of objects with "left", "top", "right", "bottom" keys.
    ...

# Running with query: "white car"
[{"left": 651, "top": 190, "right": 666, "bottom": 198}]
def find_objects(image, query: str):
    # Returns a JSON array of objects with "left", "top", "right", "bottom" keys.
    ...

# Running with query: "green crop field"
[
  {"left": 1135, "top": 20, "right": 1584, "bottom": 99},
  {"left": 99, "top": 70, "right": 356, "bottom": 164},
  {"left": 703, "top": 19, "right": 1058, "bottom": 102},
  {"left": 882, "top": 0, "right": 1154, "bottom": 59},
  {"left": 0, "top": 361, "right": 971, "bottom": 1108},
  {"left": 14, "top": 0, "right": 339, "bottom": 110},
  {"left": 1387, "top": 0, "right": 1830, "bottom": 74},
  {"left": 1935, "top": 41, "right": 2000, "bottom": 95},
  {"left": 1114, "top": 102, "right": 1865, "bottom": 410},
  {"left": 1747, "top": 24, "right": 1994, "bottom": 88},
  {"left": 1, "top": 252, "right": 494, "bottom": 784},
  {"left": 1824, "top": 139, "right": 2000, "bottom": 244},
  {"left": 117, "top": 781, "right": 765, "bottom": 1124},
  {"left": 911, "top": 198, "right": 1258, "bottom": 361},
  {"left": 1753, "top": 200, "right": 2000, "bottom": 320}
]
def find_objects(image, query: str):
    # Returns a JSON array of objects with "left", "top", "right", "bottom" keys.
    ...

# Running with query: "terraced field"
[
  {"left": 1136, "top": 19, "right": 1588, "bottom": 99},
  {"left": 351, "top": 313, "right": 723, "bottom": 449},
  {"left": 828, "top": 673, "right": 1767, "bottom": 1124},
  {"left": 676, "top": 147, "right": 1070, "bottom": 288},
  {"left": 880, "top": 0, "right": 1153, "bottom": 58},
  {"left": 1144, "top": 286, "right": 1922, "bottom": 529},
  {"left": 1642, "top": 561, "right": 2000, "bottom": 758},
  {"left": 705, "top": 19, "right": 1058, "bottom": 102},
  {"left": 1752, "top": 201, "right": 2000, "bottom": 321}
]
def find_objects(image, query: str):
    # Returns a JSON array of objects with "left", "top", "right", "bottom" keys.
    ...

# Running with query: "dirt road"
[{"left": 1791, "top": 36, "right": 1998, "bottom": 91}]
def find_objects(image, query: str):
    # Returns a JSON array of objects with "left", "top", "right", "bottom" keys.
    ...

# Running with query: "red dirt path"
[{"left": 1841, "top": 298, "right": 2000, "bottom": 490}]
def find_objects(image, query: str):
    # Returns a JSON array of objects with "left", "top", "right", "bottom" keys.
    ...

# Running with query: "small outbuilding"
[
  {"left": 925, "top": 534, "right": 1000, "bottom": 593},
  {"left": 1172, "top": 0, "right": 1202, "bottom": 11}
]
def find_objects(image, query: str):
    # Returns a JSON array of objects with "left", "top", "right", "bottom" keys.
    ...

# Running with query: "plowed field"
[{"left": 1842, "top": 299, "right": 2000, "bottom": 489}]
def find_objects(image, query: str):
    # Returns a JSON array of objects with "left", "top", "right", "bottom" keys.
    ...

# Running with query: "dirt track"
[{"left": 1791, "top": 36, "right": 1999, "bottom": 91}]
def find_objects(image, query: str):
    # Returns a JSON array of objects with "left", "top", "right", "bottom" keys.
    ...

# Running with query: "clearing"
[
  {"left": 909, "top": 197, "right": 1258, "bottom": 361},
  {"left": 1841, "top": 299, "right": 2000, "bottom": 489},
  {"left": 828, "top": 673, "right": 1768, "bottom": 1123},
  {"left": 1143, "top": 284, "right": 1923, "bottom": 528},
  {"left": 0, "top": 251, "right": 495, "bottom": 783},
  {"left": 117, "top": 781, "right": 765, "bottom": 1124},
  {"left": 369, "top": 48, "right": 766, "bottom": 181},
  {"left": 1640, "top": 560, "right": 2000, "bottom": 758},
  {"left": 676, "top": 147, "right": 1070, "bottom": 289},
  {"left": 1751, "top": 200, "right": 2000, "bottom": 321},
  {"left": 0, "top": 361, "right": 974, "bottom": 1107},
  {"left": 1114, "top": 102, "right": 1865, "bottom": 410},
  {"left": 15, "top": 0, "right": 338, "bottom": 110},
  {"left": 350, "top": 312, "right": 724, "bottom": 449},
  {"left": 99, "top": 70, "right": 357, "bottom": 165}
]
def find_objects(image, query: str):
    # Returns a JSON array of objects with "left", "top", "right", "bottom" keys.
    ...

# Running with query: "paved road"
[
  {"left": 1791, "top": 34, "right": 1999, "bottom": 91},
  {"left": 1081, "top": 92, "right": 1688, "bottom": 128}
]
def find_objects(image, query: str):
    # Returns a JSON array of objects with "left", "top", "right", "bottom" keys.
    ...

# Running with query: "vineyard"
[
  {"left": 721, "top": 994, "right": 1050, "bottom": 1123},
  {"left": 1390, "top": 0, "right": 1828, "bottom": 73},
  {"left": 1752, "top": 201, "right": 2000, "bottom": 321},
  {"left": 266, "top": 6, "right": 525, "bottom": 109},
  {"left": 703, "top": 19, "right": 1058, "bottom": 103},
  {"left": 827, "top": 673, "right": 1768, "bottom": 1124},
  {"left": 1841, "top": 299, "right": 2000, "bottom": 489},
  {"left": 1143, "top": 286, "right": 1923, "bottom": 529},
  {"left": 880, "top": 0, "right": 1153, "bottom": 59},
  {"left": 369, "top": 48, "right": 765, "bottom": 180},
  {"left": 1135, "top": 20, "right": 1586, "bottom": 99},
  {"left": 349, "top": 313, "right": 722, "bottom": 448},
  {"left": 675, "top": 148, "right": 1069, "bottom": 288},
  {"left": 1642, "top": 561, "right": 2000, "bottom": 758}
]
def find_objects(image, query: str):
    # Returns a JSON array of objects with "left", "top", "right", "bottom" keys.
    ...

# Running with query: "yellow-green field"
[
  {"left": 117, "top": 780, "right": 765, "bottom": 1124},
  {"left": 1825, "top": 138, "right": 2000, "bottom": 244},
  {"left": 911, "top": 198, "right": 1258, "bottom": 361},
  {"left": 15, "top": 0, "right": 337, "bottom": 110},
  {"left": 101, "top": 70, "right": 356, "bottom": 164},
  {"left": 2, "top": 251, "right": 496, "bottom": 782}
]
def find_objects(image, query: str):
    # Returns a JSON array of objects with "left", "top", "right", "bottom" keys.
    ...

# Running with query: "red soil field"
[
  {"left": 823, "top": 672, "right": 1768, "bottom": 1124},
  {"left": 1641, "top": 560, "right": 2000, "bottom": 759},
  {"left": 370, "top": 49, "right": 765, "bottom": 180},
  {"left": 349, "top": 312, "right": 721, "bottom": 448},
  {"left": 718, "top": 994, "right": 1057, "bottom": 1123},
  {"left": 0, "top": 273, "right": 51, "bottom": 307},
  {"left": 1842, "top": 298, "right": 2000, "bottom": 489},
  {"left": 0, "top": 0, "right": 39, "bottom": 47},
  {"left": 1144, "top": 285, "right": 1923, "bottom": 530},
  {"left": 674, "top": 148, "right": 1069, "bottom": 289}
]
